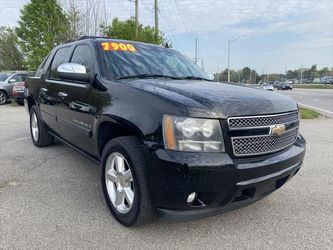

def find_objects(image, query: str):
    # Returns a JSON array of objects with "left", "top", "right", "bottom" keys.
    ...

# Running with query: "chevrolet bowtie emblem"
[{"left": 270, "top": 124, "right": 286, "bottom": 136}]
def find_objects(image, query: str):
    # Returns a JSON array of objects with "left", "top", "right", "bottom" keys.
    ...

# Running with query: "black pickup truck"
[{"left": 25, "top": 37, "right": 305, "bottom": 226}]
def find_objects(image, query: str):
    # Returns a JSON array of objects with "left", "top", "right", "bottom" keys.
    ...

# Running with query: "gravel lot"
[{"left": 1, "top": 104, "right": 332, "bottom": 249}]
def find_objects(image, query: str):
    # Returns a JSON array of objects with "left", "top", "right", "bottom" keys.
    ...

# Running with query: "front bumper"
[{"left": 148, "top": 134, "right": 305, "bottom": 222}]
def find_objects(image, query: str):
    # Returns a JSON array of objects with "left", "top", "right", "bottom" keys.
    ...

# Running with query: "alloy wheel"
[
  {"left": 0, "top": 92, "right": 7, "bottom": 104},
  {"left": 31, "top": 112, "right": 39, "bottom": 142},
  {"left": 105, "top": 152, "right": 134, "bottom": 214}
]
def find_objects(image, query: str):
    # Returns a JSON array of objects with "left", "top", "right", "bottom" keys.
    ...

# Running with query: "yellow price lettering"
[
  {"left": 127, "top": 44, "right": 136, "bottom": 52},
  {"left": 101, "top": 42, "right": 109, "bottom": 51},
  {"left": 101, "top": 42, "right": 136, "bottom": 52},
  {"left": 119, "top": 43, "right": 128, "bottom": 51},
  {"left": 111, "top": 42, "right": 119, "bottom": 51}
]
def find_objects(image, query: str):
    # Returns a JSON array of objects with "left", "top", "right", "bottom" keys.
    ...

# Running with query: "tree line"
[
  {"left": 215, "top": 65, "right": 333, "bottom": 84},
  {"left": 0, "top": 0, "right": 166, "bottom": 71}
]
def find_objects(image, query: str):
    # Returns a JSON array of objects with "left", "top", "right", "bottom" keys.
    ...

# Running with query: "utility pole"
[
  {"left": 135, "top": 0, "right": 139, "bottom": 39},
  {"left": 154, "top": 0, "right": 159, "bottom": 39},
  {"left": 194, "top": 38, "right": 198, "bottom": 65}
]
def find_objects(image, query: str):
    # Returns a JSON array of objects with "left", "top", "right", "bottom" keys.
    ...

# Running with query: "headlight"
[{"left": 162, "top": 115, "right": 225, "bottom": 152}]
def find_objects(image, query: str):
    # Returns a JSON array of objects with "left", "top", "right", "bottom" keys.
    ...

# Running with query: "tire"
[
  {"left": 101, "top": 136, "right": 155, "bottom": 226},
  {"left": 0, "top": 90, "right": 8, "bottom": 105},
  {"left": 30, "top": 106, "right": 54, "bottom": 147}
]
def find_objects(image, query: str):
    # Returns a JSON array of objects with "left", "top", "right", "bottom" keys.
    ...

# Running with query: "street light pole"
[
  {"left": 227, "top": 35, "right": 247, "bottom": 83},
  {"left": 227, "top": 41, "right": 230, "bottom": 83}
]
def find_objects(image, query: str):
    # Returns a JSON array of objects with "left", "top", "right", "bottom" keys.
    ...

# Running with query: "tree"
[
  {"left": 100, "top": 18, "right": 166, "bottom": 45},
  {"left": 241, "top": 67, "right": 251, "bottom": 81},
  {"left": 0, "top": 27, "right": 25, "bottom": 70},
  {"left": 62, "top": 0, "right": 104, "bottom": 39},
  {"left": 16, "top": 0, "right": 70, "bottom": 69},
  {"left": 63, "top": 0, "right": 83, "bottom": 40}
]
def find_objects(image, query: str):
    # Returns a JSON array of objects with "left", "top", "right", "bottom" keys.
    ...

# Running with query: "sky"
[{"left": 0, "top": 0, "right": 332, "bottom": 74}]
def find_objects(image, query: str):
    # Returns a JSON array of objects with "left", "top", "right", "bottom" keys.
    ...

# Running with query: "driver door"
[{"left": 39, "top": 46, "right": 71, "bottom": 133}]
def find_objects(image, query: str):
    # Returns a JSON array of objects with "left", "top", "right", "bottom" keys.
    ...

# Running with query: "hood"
[{"left": 128, "top": 79, "right": 297, "bottom": 118}]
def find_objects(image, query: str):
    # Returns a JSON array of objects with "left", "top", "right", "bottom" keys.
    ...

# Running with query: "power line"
[
  {"left": 160, "top": 0, "right": 193, "bottom": 51},
  {"left": 157, "top": 5, "right": 179, "bottom": 46}
]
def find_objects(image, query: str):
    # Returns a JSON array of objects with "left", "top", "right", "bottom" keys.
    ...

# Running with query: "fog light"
[{"left": 187, "top": 192, "right": 197, "bottom": 203}]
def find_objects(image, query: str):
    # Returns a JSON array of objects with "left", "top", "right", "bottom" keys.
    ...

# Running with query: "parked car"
[
  {"left": 277, "top": 82, "right": 293, "bottom": 90},
  {"left": 25, "top": 37, "right": 305, "bottom": 226},
  {"left": 302, "top": 79, "right": 312, "bottom": 84},
  {"left": 0, "top": 71, "right": 29, "bottom": 105},
  {"left": 273, "top": 81, "right": 281, "bottom": 88},
  {"left": 320, "top": 76, "right": 333, "bottom": 85},
  {"left": 12, "top": 81, "right": 26, "bottom": 105},
  {"left": 262, "top": 83, "right": 274, "bottom": 91}
]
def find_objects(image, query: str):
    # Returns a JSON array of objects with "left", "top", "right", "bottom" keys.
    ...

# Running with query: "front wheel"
[
  {"left": 101, "top": 136, "right": 155, "bottom": 226},
  {"left": 30, "top": 106, "right": 54, "bottom": 147},
  {"left": 0, "top": 91, "right": 8, "bottom": 105}
]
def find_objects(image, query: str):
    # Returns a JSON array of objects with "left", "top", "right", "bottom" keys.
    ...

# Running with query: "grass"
[
  {"left": 292, "top": 84, "right": 333, "bottom": 89},
  {"left": 299, "top": 107, "right": 321, "bottom": 119}
]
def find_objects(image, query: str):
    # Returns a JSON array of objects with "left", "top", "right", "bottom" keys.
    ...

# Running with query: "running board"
[{"left": 48, "top": 131, "right": 100, "bottom": 165}]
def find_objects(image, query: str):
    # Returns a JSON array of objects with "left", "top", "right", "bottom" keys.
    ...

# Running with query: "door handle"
[
  {"left": 58, "top": 92, "right": 68, "bottom": 98},
  {"left": 40, "top": 87, "right": 48, "bottom": 92}
]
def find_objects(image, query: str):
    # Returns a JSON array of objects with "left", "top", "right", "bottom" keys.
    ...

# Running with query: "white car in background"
[
  {"left": 262, "top": 83, "right": 274, "bottom": 91},
  {"left": 321, "top": 76, "right": 333, "bottom": 85}
]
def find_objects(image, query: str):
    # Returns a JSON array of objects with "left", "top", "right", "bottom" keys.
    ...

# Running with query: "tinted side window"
[
  {"left": 49, "top": 47, "right": 70, "bottom": 79},
  {"left": 70, "top": 44, "right": 94, "bottom": 74}
]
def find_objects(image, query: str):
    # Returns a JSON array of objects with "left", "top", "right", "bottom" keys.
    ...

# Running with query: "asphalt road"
[
  {"left": 1, "top": 105, "right": 333, "bottom": 249},
  {"left": 277, "top": 88, "right": 333, "bottom": 117}
]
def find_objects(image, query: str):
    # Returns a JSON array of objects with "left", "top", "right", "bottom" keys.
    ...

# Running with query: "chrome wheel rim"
[
  {"left": 0, "top": 92, "right": 6, "bottom": 104},
  {"left": 31, "top": 112, "right": 39, "bottom": 142},
  {"left": 105, "top": 152, "right": 134, "bottom": 214}
]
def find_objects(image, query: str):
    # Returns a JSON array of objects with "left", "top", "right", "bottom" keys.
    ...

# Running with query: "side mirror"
[
  {"left": 9, "top": 79, "right": 16, "bottom": 83},
  {"left": 57, "top": 63, "right": 90, "bottom": 83}
]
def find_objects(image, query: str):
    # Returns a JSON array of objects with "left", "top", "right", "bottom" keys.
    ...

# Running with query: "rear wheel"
[
  {"left": 101, "top": 136, "right": 154, "bottom": 226},
  {"left": 30, "top": 106, "right": 54, "bottom": 147},
  {"left": 0, "top": 91, "right": 8, "bottom": 105}
]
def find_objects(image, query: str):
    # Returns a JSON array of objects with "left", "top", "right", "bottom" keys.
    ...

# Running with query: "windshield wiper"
[
  {"left": 180, "top": 76, "right": 212, "bottom": 81},
  {"left": 116, "top": 73, "right": 181, "bottom": 80}
]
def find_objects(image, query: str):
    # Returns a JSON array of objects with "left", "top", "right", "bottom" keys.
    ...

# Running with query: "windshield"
[
  {"left": 100, "top": 41, "right": 209, "bottom": 80},
  {"left": 0, "top": 72, "right": 12, "bottom": 81}
]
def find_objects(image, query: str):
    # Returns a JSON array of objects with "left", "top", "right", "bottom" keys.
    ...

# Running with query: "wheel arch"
[
  {"left": 96, "top": 115, "right": 146, "bottom": 157},
  {"left": 0, "top": 88, "right": 9, "bottom": 96},
  {"left": 26, "top": 95, "right": 36, "bottom": 112}
]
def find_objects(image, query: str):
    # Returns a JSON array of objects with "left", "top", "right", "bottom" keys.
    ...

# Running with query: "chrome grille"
[
  {"left": 228, "top": 111, "right": 298, "bottom": 129},
  {"left": 231, "top": 127, "right": 298, "bottom": 156},
  {"left": 228, "top": 112, "right": 299, "bottom": 156}
]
